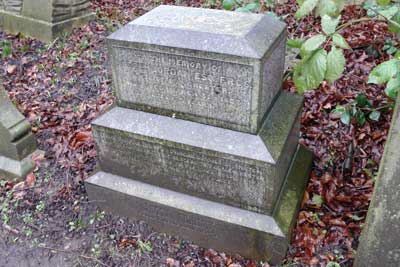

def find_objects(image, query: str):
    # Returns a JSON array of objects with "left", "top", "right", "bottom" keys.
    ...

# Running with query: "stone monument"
[
  {"left": 0, "top": 84, "right": 37, "bottom": 180},
  {"left": 0, "top": 0, "right": 94, "bottom": 42},
  {"left": 86, "top": 5, "right": 313, "bottom": 264},
  {"left": 354, "top": 93, "right": 400, "bottom": 267}
]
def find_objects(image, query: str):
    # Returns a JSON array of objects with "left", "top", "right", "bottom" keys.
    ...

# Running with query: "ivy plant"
[
  {"left": 295, "top": 0, "right": 345, "bottom": 19},
  {"left": 292, "top": 14, "right": 350, "bottom": 94},
  {"left": 332, "top": 94, "right": 388, "bottom": 126},
  {"left": 292, "top": 0, "right": 400, "bottom": 101},
  {"left": 222, "top": 0, "right": 263, "bottom": 12}
]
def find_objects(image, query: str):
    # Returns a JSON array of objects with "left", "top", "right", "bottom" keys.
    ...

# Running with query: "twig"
[{"left": 1, "top": 223, "right": 19, "bottom": 234}]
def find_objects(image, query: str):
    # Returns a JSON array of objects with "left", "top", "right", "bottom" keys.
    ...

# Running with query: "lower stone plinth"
[
  {"left": 0, "top": 152, "right": 36, "bottom": 180},
  {"left": 85, "top": 146, "right": 312, "bottom": 264},
  {"left": 0, "top": 10, "right": 94, "bottom": 42}
]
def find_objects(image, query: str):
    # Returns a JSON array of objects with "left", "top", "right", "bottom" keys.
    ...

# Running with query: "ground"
[{"left": 0, "top": 1, "right": 395, "bottom": 266}]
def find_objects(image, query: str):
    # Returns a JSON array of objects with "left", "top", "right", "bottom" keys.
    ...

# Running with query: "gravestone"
[
  {"left": 0, "top": 84, "right": 37, "bottom": 180},
  {"left": 0, "top": 0, "right": 94, "bottom": 42},
  {"left": 86, "top": 5, "right": 313, "bottom": 264},
  {"left": 354, "top": 94, "right": 400, "bottom": 267}
]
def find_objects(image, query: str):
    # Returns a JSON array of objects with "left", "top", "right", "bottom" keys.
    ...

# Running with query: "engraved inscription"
[
  {"left": 95, "top": 128, "right": 275, "bottom": 212},
  {"left": 52, "top": 0, "right": 91, "bottom": 22},
  {"left": 2, "top": 0, "right": 23, "bottom": 14},
  {"left": 113, "top": 47, "right": 254, "bottom": 126}
]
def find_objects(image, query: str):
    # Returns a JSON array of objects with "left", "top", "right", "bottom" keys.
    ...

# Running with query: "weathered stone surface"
[
  {"left": 86, "top": 145, "right": 312, "bottom": 264},
  {"left": 0, "top": 85, "right": 37, "bottom": 180},
  {"left": 354, "top": 94, "right": 400, "bottom": 267},
  {"left": 22, "top": 0, "right": 91, "bottom": 23},
  {"left": 0, "top": 0, "right": 22, "bottom": 14},
  {"left": 91, "top": 91, "right": 302, "bottom": 214},
  {"left": 108, "top": 5, "right": 287, "bottom": 133},
  {"left": 0, "top": 0, "right": 94, "bottom": 42}
]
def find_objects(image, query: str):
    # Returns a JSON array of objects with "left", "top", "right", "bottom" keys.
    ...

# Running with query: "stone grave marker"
[
  {"left": 86, "top": 5, "right": 313, "bottom": 264},
  {"left": 0, "top": 0, "right": 94, "bottom": 42},
  {"left": 0, "top": 84, "right": 37, "bottom": 180},
  {"left": 354, "top": 93, "right": 400, "bottom": 267}
]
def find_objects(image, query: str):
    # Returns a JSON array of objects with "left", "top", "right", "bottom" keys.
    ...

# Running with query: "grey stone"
[
  {"left": 91, "top": 91, "right": 302, "bottom": 214},
  {"left": 0, "top": 85, "right": 37, "bottom": 180},
  {"left": 86, "top": 145, "right": 313, "bottom": 264},
  {"left": 0, "top": 0, "right": 94, "bottom": 42},
  {"left": 354, "top": 94, "right": 400, "bottom": 267},
  {"left": 108, "top": 5, "right": 287, "bottom": 134},
  {"left": 86, "top": 6, "right": 313, "bottom": 262}
]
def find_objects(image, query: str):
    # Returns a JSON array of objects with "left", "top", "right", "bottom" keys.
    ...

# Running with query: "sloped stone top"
[{"left": 108, "top": 5, "right": 286, "bottom": 58}]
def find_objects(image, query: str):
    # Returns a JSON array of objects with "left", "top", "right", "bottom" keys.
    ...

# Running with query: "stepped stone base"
[
  {"left": 0, "top": 152, "right": 36, "bottom": 180},
  {"left": 86, "top": 146, "right": 312, "bottom": 264},
  {"left": 0, "top": 10, "right": 94, "bottom": 42},
  {"left": 88, "top": 91, "right": 303, "bottom": 214}
]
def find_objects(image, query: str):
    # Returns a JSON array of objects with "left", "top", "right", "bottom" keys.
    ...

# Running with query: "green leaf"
[
  {"left": 326, "top": 262, "right": 341, "bottom": 267},
  {"left": 315, "top": 0, "right": 343, "bottom": 17},
  {"left": 294, "top": 49, "right": 328, "bottom": 94},
  {"left": 355, "top": 110, "right": 366, "bottom": 126},
  {"left": 369, "top": 110, "right": 381, "bottom": 121},
  {"left": 295, "top": 0, "right": 318, "bottom": 19},
  {"left": 311, "top": 194, "right": 324, "bottom": 207},
  {"left": 235, "top": 7, "right": 250, "bottom": 12},
  {"left": 377, "top": 0, "right": 391, "bottom": 6},
  {"left": 356, "top": 94, "right": 368, "bottom": 107},
  {"left": 332, "top": 33, "right": 351, "bottom": 49},
  {"left": 326, "top": 46, "right": 346, "bottom": 83},
  {"left": 265, "top": 11, "right": 279, "bottom": 19},
  {"left": 222, "top": 0, "right": 236, "bottom": 10},
  {"left": 287, "top": 38, "right": 304, "bottom": 49},
  {"left": 321, "top": 15, "right": 341, "bottom": 35},
  {"left": 379, "top": 6, "right": 399, "bottom": 20},
  {"left": 243, "top": 2, "right": 260, "bottom": 11},
  {"left": 385, "top": 76, "right": 400, "bottom": 98},
  {"left": 301, "top": 34, "right": 326, "bottom": 56},
  {"left": 340, "top": 111, "right": 351, "bottom": 125},
  {"left": 388, "top": 12, "right": 400, "bottom": 33},
  {"left": 351, "top": 214, "right": 363, "bottom": 221},
  {"left": 368, "top": 59, "right": 400, "bottom": 85},
  {"left": 333, "top": 105, "right": 346, "bottom": 114}
]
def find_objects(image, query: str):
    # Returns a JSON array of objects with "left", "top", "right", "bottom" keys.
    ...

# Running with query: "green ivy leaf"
[
  {"left": 332, "top": 33, "right": 351, "bottom": 49},
  {"left": 311, "top": 194, "right": 324, "bottom": 207},
  {"left": 326, "top": 46, "right": 346, "bottom": 83},
  {"left": 316, "top": 0, "right": 344, "bottom": 18},
  {"left": 379, "top": 5, "right": 399, "bottom": 20},
  {"left": 321, "top": 15, "right": 341, "bottom": 35},
  {"left": 294, "top": 49, "right": 328, "bottom": 94},
  {"left": 326, "top": 262, "right": 341, "bottom": 267},
  {"left": 356, "top": 94, "right": 369, "bottom": 107},
  {"left": 295, "top": 0, "right": 318, "bottom": 19},
  {"left": 377, "top": 0, "right": 391, "bottom": 6},
  {"left": 341, "top": 111, "right": 351, "bottom": 125},
  {"left": 385, "top": 76, "right": 400, "bottom": 98},
  {"left": 243, "top": 2, "right": 260, "bottom": 11},
  {"left": 355, "top": 110, "right": 366, "bottom": 126},
  {"left": 222, "top": 0, "right": 236, "bottom": 10},
  {"left": 333, "top": 105, "right": 346, "bottom": 114},
  {"left": 368, "top": 59, "right": 400, "bottom": 85},
  {"left": 287, "top": 38, "right": 304, "bottom": 48},
  {"left": 369, "top": 110, "right": 381, "bottom": 121},
  {"left": 301, "top": 34, "right": 326, "bottom": 57}
]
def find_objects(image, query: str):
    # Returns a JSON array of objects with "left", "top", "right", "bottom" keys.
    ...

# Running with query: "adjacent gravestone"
[
  {"left": 86, "top": 6, "right": 313, "bottom": 264},
  {"left": 0, "top": 84, "right": 37, "bottom": 180},
  {"left": 0, "top": 0, "right": 94, "bottom": 42},
  {"left": 354, "top": 94, "right": 400, "bottom": 267}
]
